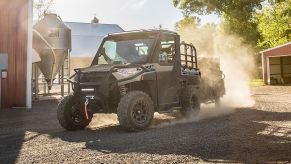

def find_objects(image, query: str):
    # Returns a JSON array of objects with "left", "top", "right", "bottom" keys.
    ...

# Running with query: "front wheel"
[
  {"left": 117, "top": 91, "right": 154, "bottom": 132},
  {"left": 57, "top": 95, "right": 92, "bottom": 131}
]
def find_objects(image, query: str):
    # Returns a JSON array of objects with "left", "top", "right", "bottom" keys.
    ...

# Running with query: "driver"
[
  {"left": 117, "top": 42, "right": 144, "bottom": 64},
  {"left": 159, "top": 51, "right": 168, "bottom": 63},
  {"left": 159, "top": 47, "right": 172, "bottom": 63}
]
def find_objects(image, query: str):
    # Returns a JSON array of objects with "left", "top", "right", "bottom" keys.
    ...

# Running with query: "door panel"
[
  {"left": 282, "top": 56, "right": 291, "bottom": 84},
  {"left": 155, "top": 65, "right": 179, "bottom": 107},
  {"left": 154, "top": 33, "right": 180, "bottom": 110}
]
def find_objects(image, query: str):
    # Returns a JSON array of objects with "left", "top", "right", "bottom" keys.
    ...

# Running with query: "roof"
[
  {"left": 108, "top": 29, "right": 178, "bottom": 36},
  {"left": 64, "top": 22, "right": 124, "bottom": 56},
  {"left": 260, "top": 42, "right": 291, "bottom": 53},
  {"left": 65, "top": 22, "right": 123, "bottom": 37}
]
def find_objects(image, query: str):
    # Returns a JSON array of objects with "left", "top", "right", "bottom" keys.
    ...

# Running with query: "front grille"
[{"left": 80, "top": 72, "right": 108, "bottom": 83}]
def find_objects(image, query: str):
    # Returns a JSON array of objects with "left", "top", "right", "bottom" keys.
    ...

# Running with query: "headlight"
[
  {"left": 116, "top": 68, "right": 142, "bottom": 77},
  {"left": 81, "top": 88, "right": 95, "bottom": 92}
]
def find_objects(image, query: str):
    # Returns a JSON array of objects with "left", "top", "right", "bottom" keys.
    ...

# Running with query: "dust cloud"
[
  {"left": 179, "top": 24, "right": 255, "bottom": 107},
  {"left": 153, "top": 25, "right": 256, "bottom": 128},
  {"left": 153, "top": 105, "right": 234, "bottom": 129},
  {"left": 89, "top": 114, "right": 118, "bottom": 129}
]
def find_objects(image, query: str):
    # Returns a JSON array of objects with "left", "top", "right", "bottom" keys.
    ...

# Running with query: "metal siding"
[
  {"left": 263, "top": 44, "right": 291, "bottom": 57},
  {"left": 0, "top": 0, "right": 28, "bottom": 108}
]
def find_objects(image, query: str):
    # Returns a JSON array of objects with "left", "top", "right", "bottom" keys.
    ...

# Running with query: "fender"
[{"left": 114, "top": 71, "right": 157, "bottom": 86}]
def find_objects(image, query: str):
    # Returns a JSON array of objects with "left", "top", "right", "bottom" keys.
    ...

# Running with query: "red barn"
[
  {"left": 0, "top": 0, "right": 33, "bottom": 109},
  {"left": 261, "top": 42, "right": 291, "bottom": 85}
]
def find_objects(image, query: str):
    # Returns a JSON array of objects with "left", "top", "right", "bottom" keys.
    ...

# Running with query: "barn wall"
[
  {"left": 262, "top": 43, "right": 291, "bottom": 84},
  {"left": 0, "top": 0, "right": 29, "bottom": 108}
]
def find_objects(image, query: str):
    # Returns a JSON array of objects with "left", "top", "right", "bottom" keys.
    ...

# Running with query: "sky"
[{"left": 51, "top": 0, "right": 220, "bottom": 31}]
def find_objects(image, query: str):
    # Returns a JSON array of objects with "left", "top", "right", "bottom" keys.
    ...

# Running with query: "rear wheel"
[
  {"left": 180, "top": 86, "right": 200, "bottom": 117},
  {"left": 57, "top": 95, "right": 92, "bottom": 131},
  {"left": 117, "top": 91, "right": 154, "bottom": 132}
]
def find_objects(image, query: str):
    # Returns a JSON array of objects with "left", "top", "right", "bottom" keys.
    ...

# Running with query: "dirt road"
[{"left": 0, "top": 86, "right": 291, "bottom": 163}]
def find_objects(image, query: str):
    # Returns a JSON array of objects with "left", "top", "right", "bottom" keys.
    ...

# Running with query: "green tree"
[
  {"left": 175, "top": 15, "right": 201, "bottom": 31},
  {"left": 256, "top": 0, "right": 291, "bottom": 49},
  {"left": 221, "top": 13, "right": 260, "bottom": 46},
  {"left": 173, "top": 0, "right": 264, "bottom": 45},
  {"left": 173, "top": 0, "right": 263, "bottom": 15}
]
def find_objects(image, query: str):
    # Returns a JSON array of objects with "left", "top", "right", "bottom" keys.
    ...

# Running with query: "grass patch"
[{"left": 250, "top": 79, "right": 265, "bottom": 87}]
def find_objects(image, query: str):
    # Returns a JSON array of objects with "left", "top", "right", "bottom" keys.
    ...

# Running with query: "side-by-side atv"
[{"left": 57, "top": 30, "right": 225, "bottom": 131}]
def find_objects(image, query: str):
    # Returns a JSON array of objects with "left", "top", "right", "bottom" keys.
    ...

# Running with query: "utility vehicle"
[{"left": 57, "top": 30, "right": 225, "bottom": 131}]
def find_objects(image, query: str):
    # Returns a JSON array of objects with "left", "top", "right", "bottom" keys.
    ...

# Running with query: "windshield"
[{"left": 97, "top": 35, "right": 156, "bottom": 64}]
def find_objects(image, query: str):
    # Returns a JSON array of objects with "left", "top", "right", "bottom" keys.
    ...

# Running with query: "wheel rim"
[
  {"left": 132, "top": 100, "right": 148, "bottom": 124},
  {"left": 69, "top": 102, "right": 85, "bottom": 123}
]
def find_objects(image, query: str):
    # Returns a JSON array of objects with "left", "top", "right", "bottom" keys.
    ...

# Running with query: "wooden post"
[
  {"left": 61, "top": 64, "right": 64, "bottom": 97},
  {"left": 280, "top": 57, "right": 284, "bottom": 84},
  {"left": 34, "top": 64, "right": 39, "bottom": 100},
  {"left": 67, "top": 50, "right": 71, "bottom": 94}
]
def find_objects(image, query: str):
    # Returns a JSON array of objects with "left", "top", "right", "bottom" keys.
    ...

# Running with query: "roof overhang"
[{"left": 260, "top": 42, "right": 291, "bottom": 54}]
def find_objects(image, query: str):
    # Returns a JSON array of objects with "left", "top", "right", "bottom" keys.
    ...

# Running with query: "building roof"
[
  {"left": 260, "top": 42, "right": 291, "bottom": 53},
  {"left": 64, "top": 22, "right": 124, "bottom": 56},
  {"left": 65, "top": 22, "right": 123, "bottom": 37}
]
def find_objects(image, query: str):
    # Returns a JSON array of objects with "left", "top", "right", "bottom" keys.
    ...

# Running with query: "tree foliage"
[
  {"left": 221, "top": 13, "right": 260, "bottom": 46},
  {"left": 256, "top": 0, "right": 291, "bottom": 48},
  {"left": 175, "top": 15, "right": 201, "bottom": 31},
  {"left": 34, "top": 0, "right": 55, "bottom": 20},
  {"left": 173, "top": 0, "right": 264, "bottom": 45},
  {"left": 173, "top": 0, "right": 263, "bottom": 16}
]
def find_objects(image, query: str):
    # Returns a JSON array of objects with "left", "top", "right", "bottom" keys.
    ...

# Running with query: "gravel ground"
[{"left": 0, "top": 86, "right": 291, "bottom": 163}]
